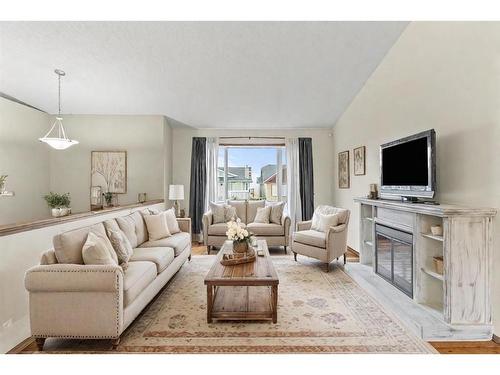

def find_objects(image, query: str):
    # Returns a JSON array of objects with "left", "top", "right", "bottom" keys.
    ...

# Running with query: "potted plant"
[
  {"left": 226, "top": 219, "right": 254, "bottom": 254},
  {"left": 103, "top": 192, "right": 114, "bottom": 207},
  {"left": 44, "top": 192, "right": 71, "bottom": 217},
  {"left": 0, "top": 175, "right": 7, "bottom": 193}
]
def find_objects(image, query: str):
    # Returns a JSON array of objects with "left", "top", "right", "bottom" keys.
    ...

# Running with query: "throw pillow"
[
  {"left": 210, "top": 202, "right": 226, "bottom": 224},
  {"left": 317, "top": 213, "right": 340, "bottom": 233},
  {"left": 165, "top": 207, "right": 181, "bottom": 234},
  {"left": 143, "top": 212, "right": 171, "bottom": 241},
  {"left": 82, "top": 231, "right": 119, "bottom": 266},
  {"left": 108, "top": 229, "right": 134, "bottom": 268},
  {"left": 253, "top": 206, "right": 271, "bottom": 224},
  {"left": 267, "top": 201, "right": 285, "bottom": 225},
  {"left": 225, "top": 205, "right": 238, "bottom": 222}
]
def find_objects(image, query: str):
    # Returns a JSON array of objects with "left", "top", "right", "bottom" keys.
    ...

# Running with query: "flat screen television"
[{"left": 380, "top": 129, "right": 436, "bottom": 199}]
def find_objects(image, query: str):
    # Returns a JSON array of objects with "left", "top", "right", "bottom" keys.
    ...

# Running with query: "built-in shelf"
[
  {"left": 421, "top": 232, "right": 444, "bottom": 242},
  {"left": 364, "top": 240, "right": 373, "bottom": 247},
  {"left": 0, "top": 191, "right": 15, "bottom": 197},
  {"left": 421, "top": 267, "right": 444, "bottom": 281}
]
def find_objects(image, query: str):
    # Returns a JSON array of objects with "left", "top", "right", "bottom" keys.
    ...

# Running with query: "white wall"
[
  {"left": 0, "top": 97, "right": 51, "bottom": 225},
  {"left": 171, "top": 127, "right": 335, "bottom": 212},
  {"left": 48, "top": 115, "right": 166, "bottom": 213},
  {"left": 331, "top": 22, "right": 500, "bottom": 335}
]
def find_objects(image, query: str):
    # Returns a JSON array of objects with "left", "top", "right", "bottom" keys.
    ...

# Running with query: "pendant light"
[{"left": 39, "top": 69, "right": 79, "bottom": 150}]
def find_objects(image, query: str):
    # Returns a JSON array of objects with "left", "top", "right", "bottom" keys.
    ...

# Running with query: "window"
[{"left": 217, "top": 146, "right": 287, "bottom": 202}]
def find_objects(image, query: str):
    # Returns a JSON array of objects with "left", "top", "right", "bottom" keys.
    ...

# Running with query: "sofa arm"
[
  {"left": 282, "top": 215, "right": 291, "bottom": 245},
  {"left": 176, "top": 217, "right": 192, "bottom": 235},
  {"left": 296, "top": 220, "right": 312, "bottom": 231},
  {"left": 25, "top": 264, "right": 123, "bottom": 293},
  {"left": 326, "top": 224, "right": 348, "bottom": 260},
  {"left": 202, "top": 211, "right": 213, "bottom": 245}
]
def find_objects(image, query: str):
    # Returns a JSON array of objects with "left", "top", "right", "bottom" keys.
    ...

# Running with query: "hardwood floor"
[{"left": 15, "top": 243, "right": 500, "bottom": 354}]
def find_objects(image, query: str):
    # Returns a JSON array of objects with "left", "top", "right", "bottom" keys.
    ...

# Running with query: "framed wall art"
[
  {"left": 91, "top": 151, "right": 127, "bottom": 194},
  {"left": 338, "top": 150, "right": 350, "bottom": 189},
  {"left": 353, "top": 146, "right": 366, "bottom": 176}
]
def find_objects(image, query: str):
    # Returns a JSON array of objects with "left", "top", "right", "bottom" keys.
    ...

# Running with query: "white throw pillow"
[
  {"left": 144, "top": 212, "right": 171, "bottom": 241},
  {"left": 316, "top": 213, "right": 340, "bottom": 233},
  {"left": 253, "top": 206, "right": 271, "bottom": 224},
  {"left": 165, "top": 207, "right": 181, "bottom": 234},
  {"left": 82, "top": 231, "right": 119, "bottom": 266},
  {"left": 210, "top": 202, "right": 226, "bottom": 224},
  {"left": 266, "top": 201, "right": 285, "bottom": 225},
  {"left": 107, "top": 229, "right": 133, "bottom": 268}
]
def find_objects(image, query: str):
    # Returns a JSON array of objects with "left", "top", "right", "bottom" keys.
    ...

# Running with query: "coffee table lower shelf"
[{"left": 207, "top": 285, "right": 278, "bottom": 323}]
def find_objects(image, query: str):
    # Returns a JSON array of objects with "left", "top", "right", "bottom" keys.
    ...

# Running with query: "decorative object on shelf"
[
  {"left": 43, "top": 192, "right": 71, "bottom": 217},
  {"left": 90, "top": 186, "right": 103, "bottom": 211},
  {"left": 138, "top": 193, "right": 147, "bottom": 203},
  {"left": 0, "top": 174, "right": 8, "bottom": 193},
  {"left": 168, "top": 184, "right": 184, "bottom": 217},
  {"left": 430, "top": 225, "right": 443, "bottom": 236},
  {"left": 367, "top": 183, "right": 378, "bottom": 199},
  {"left": 180, "top": 209, "right": 186, "bottom": 218},
  {"left": 338, "top": 150, "right": 350, "bottom": 188},
  {"left": 433, "top": 256, "right": 444, "bottom": 275},
  {"left": 102, "top": 192, "right": 118, "bottom": 207},
  {"left": 39, "top": 69, "right": 79, "bottom": 150},
  {"left": 91, "top": 151, "right": 127, "bottom": 194},
  {"left": 353, "top": 146, "right": 366, "bottom": 176}
]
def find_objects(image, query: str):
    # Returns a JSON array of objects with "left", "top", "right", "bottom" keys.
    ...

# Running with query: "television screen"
[{"left": 382, "top": 137, "right": 429, "bottom": 186}]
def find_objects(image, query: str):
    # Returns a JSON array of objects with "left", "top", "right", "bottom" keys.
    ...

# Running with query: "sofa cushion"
[
  {"left": 103, "top": 218, "right": 121, "bottom": 233},
  {"left": 144, "top": 212, "right": 171, "bottom": 241},
  {"left": 225, "top": 205, "right": 238, "bottom": 222},
  {"left": 210, "top": 202, "right": 227, "bottom": 224},
  {"left": 207, "top": 222, "right": 246, "bottom": 236},
  {"left": 116, "top": 215, "right": 139, "bottom": 248},
  {"left": 293, "top": 230, "right": 327, "bottom": 248},
  {"left": 267, "top": 201, "right": 285, "bottom": 225},
  {"left": 247, "top": 200, "right": 265, "bottom": 223},
  {"left": 130, "top": 211, "right": 149, "bottom": 245},
  {"left": 123, "top": 261, "right": 157, "bottom": 307},
  {"left": 253, "top": 206, "right": 271, "bottom": 224},
  {"left": 139, "top": 232, "right": 191, "bottom": 256},
  {"left": 130, "top": 247, "right": 175, "bottom": 273},
  {"left": 53, "top": 223, "right": 108, "bottom": 264},
  {"left": 165, "top": 208, "right": 181, "bottom": 234},
  {"left": 82, "top": 231, "right": 119, "bottom": 266},
  {"left": 246, "top": 222, "right": 284, "bottom": 236},
  {"left": 228, "top": 200, "right": 247, "bottom": 224},
  {"left": 108, "top": 229, "right": 134, "bottom": 267}
]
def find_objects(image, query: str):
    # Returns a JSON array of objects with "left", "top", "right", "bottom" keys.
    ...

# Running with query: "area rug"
[{"left": 114, "top": 255, "right": 435, "bottom": 353}]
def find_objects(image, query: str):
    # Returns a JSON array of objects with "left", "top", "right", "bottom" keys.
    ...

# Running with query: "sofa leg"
[
  {"left": 293, "top": 252, "right": 297, "bottom": 261},
  {"left": 344, "top": 253, "right": 347, "bottom": 264},
  {"left": 188, "top": 254, "right": 192, "bottom": 261},
  {"left": 111, "top": 337, "right": 121, "bottom": 350},
  {"left": 35, "top": 338, "right": 46, "bottom": 351},
  {"left": 325, "top": 263, "right": 329, "bottom": 272},
  {"left": 284, "top": 246, "right": 287, "bottom": 254}
]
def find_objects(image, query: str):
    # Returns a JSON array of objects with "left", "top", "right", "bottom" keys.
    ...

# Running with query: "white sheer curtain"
[
  {"left": 205, "top": 137, "right": 219, "bottom": 212},
  {"left": 286, "top": 137, "right": 302, "bottom": 232}
]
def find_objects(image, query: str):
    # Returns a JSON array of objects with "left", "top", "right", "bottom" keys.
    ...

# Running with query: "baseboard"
[
  {"left": 493, "top": 334, "right": 500, "bottom": 344},
  {"left": 6, "top": 336, "right": 33, "bottom": 354}
]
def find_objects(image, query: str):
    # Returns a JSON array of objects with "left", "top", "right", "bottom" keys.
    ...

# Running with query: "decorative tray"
[{"left": 220, "top": 248, "right": 256, "bottom": 266}]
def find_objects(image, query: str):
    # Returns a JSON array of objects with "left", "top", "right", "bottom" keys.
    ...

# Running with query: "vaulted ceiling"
[{"left": 0, "top": 22, "right": 407, "bottom": 128}]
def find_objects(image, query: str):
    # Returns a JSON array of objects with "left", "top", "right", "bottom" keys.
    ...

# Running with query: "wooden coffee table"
[{"left": 204, "top": 240, "right": 279, "bottom": 323}]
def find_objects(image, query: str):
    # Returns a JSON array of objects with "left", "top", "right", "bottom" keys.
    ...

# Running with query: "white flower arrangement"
[{"left": 226, "top": 218, "right": 253, "bottom": 243}]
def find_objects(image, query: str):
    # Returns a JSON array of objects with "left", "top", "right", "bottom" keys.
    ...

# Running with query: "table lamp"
[{"left": 169, "top": 184, "right": 184, "bottom": 217}]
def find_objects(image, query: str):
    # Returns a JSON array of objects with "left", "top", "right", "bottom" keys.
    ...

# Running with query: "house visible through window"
[{"left": 217, "top": 146, "right": 287, "bottom": 202}]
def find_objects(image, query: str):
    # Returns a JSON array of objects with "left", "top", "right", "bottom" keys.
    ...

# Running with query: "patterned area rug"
[{"left": 114, "top": 255, "right": 435, "bottom": 353}]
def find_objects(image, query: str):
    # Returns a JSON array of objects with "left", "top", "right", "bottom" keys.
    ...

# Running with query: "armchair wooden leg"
[
  {"left": 35, "top": 338, "right": 46, "bottom": 351},
  {"left": 344, "top": 253, "right": 347, "bottom": 264},
  {"left": 325, "top": 263, "right": 330, "bottom": 272},
  {"left": 111, "top": 337, "right": 121, "bottom": 350},
  {"left": 188, "top": 254, "right": 192, "bottom": 261},
  {"left": 293, "top": 252, "right": 297, "bottom": 261}
]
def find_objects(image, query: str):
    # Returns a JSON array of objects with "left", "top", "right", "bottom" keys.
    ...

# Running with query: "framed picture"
[
  {"left": 353, "top": 146, "right": 366, "bottom": 176},
  {"left": 91, "top": 151, "right": 127, "bottom": 194},
  {"left": 338, "top": 150, "right": 350, "bottom": 189}
]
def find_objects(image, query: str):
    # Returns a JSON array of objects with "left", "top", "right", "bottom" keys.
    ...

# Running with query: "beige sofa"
[
  {"left": 24, "top": 209, "right": 191, "bottom": 351},
  {"left": 291, "top": 206, "right": 350, "bottom": 272},
  {"left": 202, "top": 200, "right": 291, "bottom": 251}
]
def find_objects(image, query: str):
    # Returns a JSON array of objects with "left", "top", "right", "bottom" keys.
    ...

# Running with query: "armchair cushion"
[
  {"left": 246, "top": 222, "right": 284, "bottom": 236},
  {"left": 139, "top": 231, "right": 190, "bottom": 256},
  {"left": 293, "top": 230, "right": 326, "bottom": 248},
  {"left": 311, "top": 206, "right": 349, "bottom": 230},
  {"left": 123, "top": 261, "right": 156, "bottom": 307},
  {"left": 130, "top": 247, "right": 174, "bottom": 273}
]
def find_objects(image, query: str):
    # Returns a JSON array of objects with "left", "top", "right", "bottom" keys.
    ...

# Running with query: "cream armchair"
[{"left": 291, "top": 206, "right": 350, "bottom": 272}]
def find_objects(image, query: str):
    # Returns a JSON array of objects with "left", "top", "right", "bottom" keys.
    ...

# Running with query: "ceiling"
[{"left": 0, "top": 22, "right": 408, "bottom": 129}]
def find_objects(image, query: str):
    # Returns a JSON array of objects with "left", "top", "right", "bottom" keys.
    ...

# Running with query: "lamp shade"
[{"left": 169, "top": 185, "right": 184, "bottom": 200}]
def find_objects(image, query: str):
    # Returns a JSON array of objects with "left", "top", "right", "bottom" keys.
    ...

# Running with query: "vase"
[{"left": 233, "top": 241, "right": 248, "bottom": 254}]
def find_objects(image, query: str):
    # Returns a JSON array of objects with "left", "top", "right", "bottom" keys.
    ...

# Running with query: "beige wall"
[
  {"left": 0, "top": 97, "right": 51, "bottom": 225},
  {"left": 331, "top": 22, "right": 500, "bottom": 335},
  {"left": 171, "top": 127, "right": 335, "bottom": 212},
  {"left": 47, "top": 114, "right": 166, "bottom": 213}
]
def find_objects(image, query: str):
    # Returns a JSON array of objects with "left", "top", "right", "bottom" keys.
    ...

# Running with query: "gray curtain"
[
  {"left": 299, "top": 137, "right": 314, "bottom": 221},
  {"left": 189, "top": 137, "right": 207, "bottom": 235}
]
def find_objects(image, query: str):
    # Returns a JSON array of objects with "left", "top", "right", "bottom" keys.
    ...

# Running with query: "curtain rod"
[{"left": 218, "top": 136, "right": 285, "bottom": 139}]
